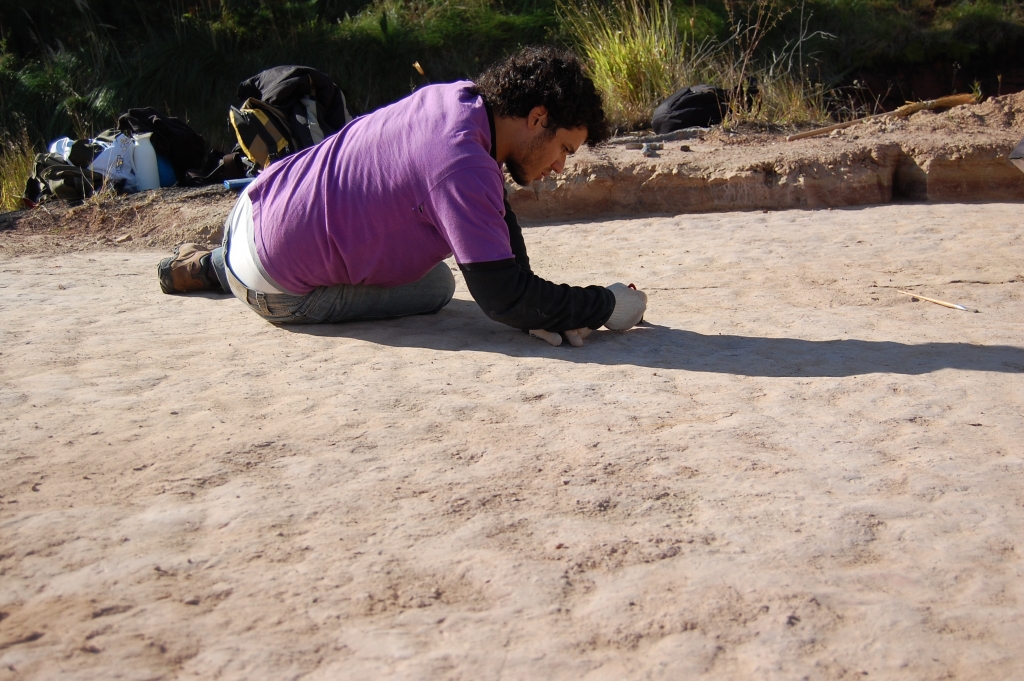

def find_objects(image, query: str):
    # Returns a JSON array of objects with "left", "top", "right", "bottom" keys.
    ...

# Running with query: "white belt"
[{"left": 224, "top": 189, "right": 291, "bottom": 295}]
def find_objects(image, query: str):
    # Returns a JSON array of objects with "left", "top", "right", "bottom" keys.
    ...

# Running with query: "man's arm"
[
  {"left": 460, "top": 259, "right": 615, "bottom": 332},
  {"left": 428, "top": 170, "right": 621, "bottom": 335},
  {"left": 504, "top": 195, "right": 531, "bottom": 273}
]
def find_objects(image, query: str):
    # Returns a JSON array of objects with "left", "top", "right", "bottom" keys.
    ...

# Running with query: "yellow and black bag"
[{"left": 229, "top": 98, "right": 296, "bottom": 170}]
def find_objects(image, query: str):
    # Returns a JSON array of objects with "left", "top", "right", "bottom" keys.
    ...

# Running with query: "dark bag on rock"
[
  {"left": 652, "top": 85, "right": 730, "bottom": 134},
  {"left": 116, "top": 107, "right": 208, "bottom": 183}
]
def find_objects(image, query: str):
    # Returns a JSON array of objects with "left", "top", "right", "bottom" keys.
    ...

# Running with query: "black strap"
[{"left": 484, "top": 101, "right": 497, "bottom": 161}]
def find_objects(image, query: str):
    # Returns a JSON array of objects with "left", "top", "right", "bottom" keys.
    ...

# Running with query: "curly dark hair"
[{"left": 471, "top": 46, "right": 610, "bottom": 146}]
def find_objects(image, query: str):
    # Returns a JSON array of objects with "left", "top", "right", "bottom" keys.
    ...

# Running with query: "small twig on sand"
[{"left": 897, "top": 289, "right": 980, "bottom": 313}]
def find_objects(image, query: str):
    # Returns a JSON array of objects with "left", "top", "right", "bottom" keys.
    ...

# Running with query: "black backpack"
[
  {"left": 229, "top": 66, "right": 353, "bottom": 170},
  {"left": 237, "top": 65, "right": 352, "bottom": 145},
  {"left": 652, "top": 85, "right": 730, "bottom": 134},
  {"left": 116, "top": 107, "right": 209, "bottom": 184}
]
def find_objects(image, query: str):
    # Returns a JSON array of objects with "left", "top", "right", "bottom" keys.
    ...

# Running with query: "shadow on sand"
[{"left": 273, "top": 299, "right": 1024, "bottom": 378}]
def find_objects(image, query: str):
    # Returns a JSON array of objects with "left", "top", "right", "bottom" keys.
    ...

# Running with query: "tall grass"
[
  {"left": 0, "top": 0, "right": 557, "bottom": 205},
  {"left": 557, "top": 0, "right": 684, "bottom": 129},
  {"left": 559, "top": 0, "right": 834, "bottom": 130},
  {"left": 719, "top": 0, "right": 834, "bottom": 126},
  {"left": 0, "top": 128, "right": 34, "bottom": 212}
]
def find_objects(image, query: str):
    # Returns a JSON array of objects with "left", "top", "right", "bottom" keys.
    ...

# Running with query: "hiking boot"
[{"left": 157, "top": 243, "right": 217, "bottom": 294}]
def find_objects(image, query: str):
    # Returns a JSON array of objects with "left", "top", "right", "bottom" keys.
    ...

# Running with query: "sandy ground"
[{"left": 1, "top": 202, "right": 1023, "bottom": 680}]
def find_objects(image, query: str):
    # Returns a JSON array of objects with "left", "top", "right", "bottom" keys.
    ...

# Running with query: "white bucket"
[{"left": 133, "top": 133, "right": 161, "bottom": 192}]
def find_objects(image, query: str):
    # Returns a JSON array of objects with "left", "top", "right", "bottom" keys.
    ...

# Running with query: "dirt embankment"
[
  {"left": 0, "top": 186, "right": 236, "bottom": 256},
  {"left": 2, "top": 92, "right": 1023, "bottom": 255},
  {"left": 509, "top": 92, "right": 1024, "bottom": 221}
]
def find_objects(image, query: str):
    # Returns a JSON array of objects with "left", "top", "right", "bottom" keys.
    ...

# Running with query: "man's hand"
[
  {"left": 604, "top": 283, "right": 647, "bottom": 330},
  {"left": 529, "top": 328, "right": 592, "bottom": 347}
]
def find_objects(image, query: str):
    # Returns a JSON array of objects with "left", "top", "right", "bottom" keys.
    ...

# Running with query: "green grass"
[{"left": 0, "top": 0, "right": 558, "bottom": 197}]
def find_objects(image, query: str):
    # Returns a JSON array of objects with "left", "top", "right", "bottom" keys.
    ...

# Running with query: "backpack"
[
  {"left": 237, "top": 66, "right": 352, "bottom": 141},
  {"left": 652, "top": 85, "right": 730, "bottom": 134},
  {"left": 23, "top": 152, "right": 105, "bottom": 205},
  {"left": 229, "top": 98, "right": 297, "bottom": 170},
  {"left": 1011, "top": 136, "right": 1024, "bottom": 174},
  {"left": 229, "top": 66, "right": 353, "bottom": 171},
  {"left": 116, "top": 107, "right": 208, "bottom": 184}
]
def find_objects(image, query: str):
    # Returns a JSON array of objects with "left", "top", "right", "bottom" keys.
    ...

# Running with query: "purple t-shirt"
[{"left": 248, "top": 81, "right": 513, "bottom": 293}]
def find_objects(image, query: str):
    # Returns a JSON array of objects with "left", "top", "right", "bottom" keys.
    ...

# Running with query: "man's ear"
[{"left": 527, "top": 105, "right": 549, "bottom": 131}]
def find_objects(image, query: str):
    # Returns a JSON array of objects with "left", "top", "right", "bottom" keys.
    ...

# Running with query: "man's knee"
[{"left": 424, "top": 262, "right": 456, "bottom": 313}]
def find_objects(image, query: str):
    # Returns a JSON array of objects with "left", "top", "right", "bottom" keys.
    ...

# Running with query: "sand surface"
[{"left": 2, "top": 203, "right": 1023, "bottom": 679}]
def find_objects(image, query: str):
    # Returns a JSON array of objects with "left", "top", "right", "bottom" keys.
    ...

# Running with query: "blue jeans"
[{"left": 210, "top": 247, "right": 455, "bottom": 324}]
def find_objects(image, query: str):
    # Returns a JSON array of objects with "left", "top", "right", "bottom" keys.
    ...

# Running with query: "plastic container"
[
  {"left": 133, "top": 133, "right": 161, "bottom": 191},
  {"left": 224, "top": 177, "right": 256, "bottom": 191}
]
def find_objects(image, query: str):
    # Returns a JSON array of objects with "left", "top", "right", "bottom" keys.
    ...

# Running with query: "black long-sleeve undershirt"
[
  {"left": 504, "top": 196, "right": 531, "bottom": 274},
  {"left": 460, "top": 198, "right": 615, "bottom": 333},
  {"left": 461, "top": 260, "right": 614, "bottom": 332}
]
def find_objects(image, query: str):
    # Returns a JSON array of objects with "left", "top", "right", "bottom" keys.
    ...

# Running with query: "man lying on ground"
[{"left": 157, "top": 46, "right": 647, "bottom": 347}]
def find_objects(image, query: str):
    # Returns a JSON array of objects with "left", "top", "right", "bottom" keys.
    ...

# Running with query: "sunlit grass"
[
  {"left": 0, "top": 128, "right": 34, "bottom": 213},
  {"left": 558, "top": 0, "right": 685, "bottom": 129},
  {"left": 720, "top": 63, "right": 832, "bottom": 127},
  {"left": 559, "top": 0, "right": 834, "bottom": 130}
]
